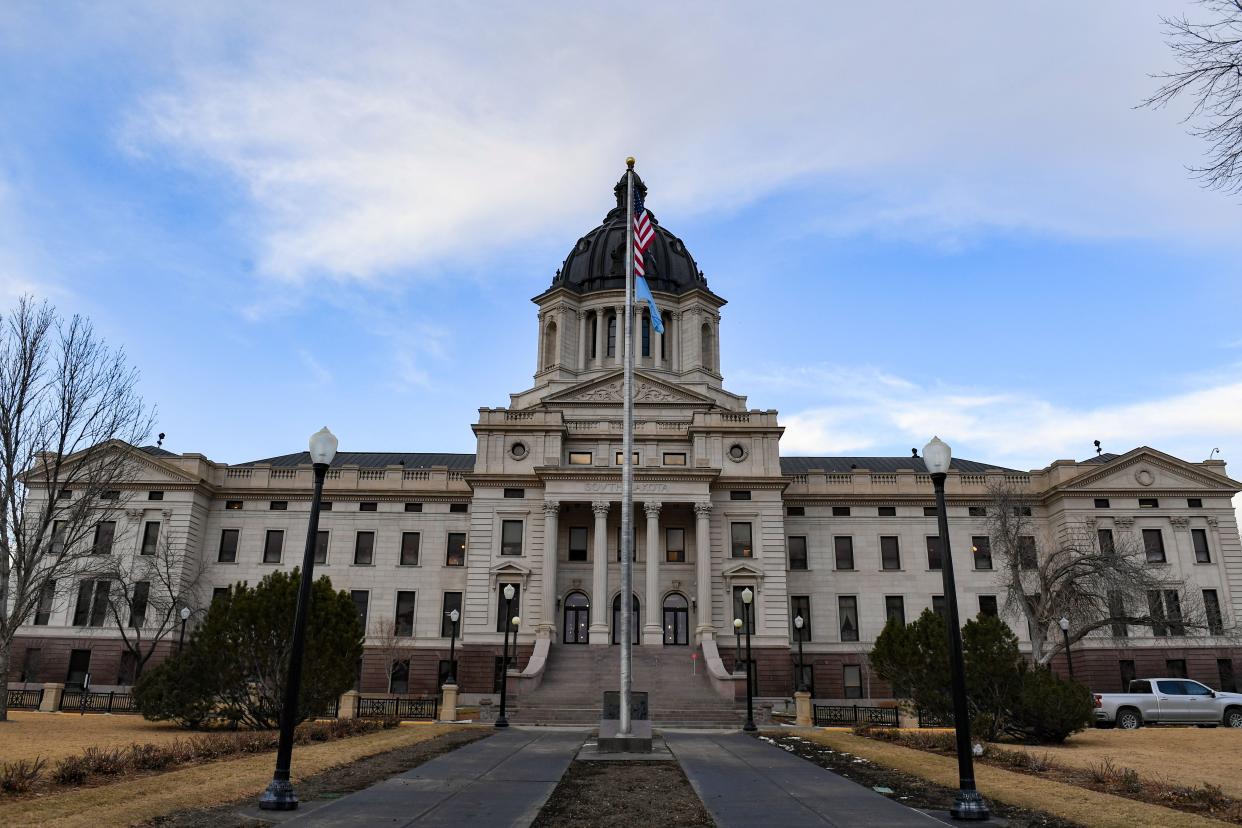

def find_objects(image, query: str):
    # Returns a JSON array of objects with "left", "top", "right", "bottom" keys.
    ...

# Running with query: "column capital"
[
  {"left": 592, "top": 500, "right": 612, "bottom": 517},
  {"left": 644, "top": 501, "right": 662, "bottom": 519},
  {"left": 694, "top": 501, "right": 713, "bottom": 518},
  {"left": 543, "top": 500, "right": 561, "bottom": 515},
  {"left": 1169, "top": 516, "right": 1189, "bottom": 529}
]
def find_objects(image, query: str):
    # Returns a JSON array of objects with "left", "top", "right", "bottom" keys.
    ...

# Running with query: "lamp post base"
[
  {"left": 950, "top": 789, "right": 990, "bottom": 821},
  {"left": 494, "top": 716, "right": 509, "bottom": 729},
  {"left": 258, "top": 778, "right": 298, "bottom": 811},
  {"left": 742, "top": 720, "right": 757, "bottom": 733}
]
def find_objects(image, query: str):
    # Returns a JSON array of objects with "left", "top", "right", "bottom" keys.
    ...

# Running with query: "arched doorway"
[
  {"left": 611, "top": 594, "right": 640, "bottom": 645},
  {"left": 562, "top": 592, "right": 590, "bottom": 644},
  {"left": 662, "top": 593, "right": 689, "bottom": 645}
]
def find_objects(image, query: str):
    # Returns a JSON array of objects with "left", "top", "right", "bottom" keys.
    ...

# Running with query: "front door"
[
  {"left": 562, "top": 592, "right": 590, "bottom": 644},
  {"left": 663, "top": 593, "right": 689, "bottom": 645},
  {"left": 611, "top": 594, "right": 640, "bottom": 645}
]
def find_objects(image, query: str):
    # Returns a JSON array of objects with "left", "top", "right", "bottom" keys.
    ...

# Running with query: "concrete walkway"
[
  {"left": 286, "top": 728, "right": 585, "bottom": 827},
  {"left": 666, "top": 732, "right": 942, "bottom": 827}
]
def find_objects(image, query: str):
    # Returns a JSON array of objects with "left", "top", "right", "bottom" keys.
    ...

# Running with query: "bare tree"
[
  {"left": 0, "top": 298, "right": 152, "bottom": 720},
  {"left": 985, "top": 482, "right": 1227, "bottom": 666},
  {"left": 366, "top": 617, "right": 413, "bottom": 695},
  {"left": 1143, "top": 1, "right": 1242, "bottom": 194},
  {"left": 100, "top": 527, "right": 203, "bottom": 682}
]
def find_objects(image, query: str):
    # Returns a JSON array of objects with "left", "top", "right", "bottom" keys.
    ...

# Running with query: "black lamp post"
[
  {"left": 447, "top": 608, "right": 460, "bottom": 685},
  {"left": 1059, "top": 617, "right": 1074, "bottom": 680},
  {"left": 924, "top": 436, "right": 989, "bottom": 821},
  {"left": 793, "top": 614, "right": 807, "bottom": 693},
  {"left": 178, "top": 606, "right": 191, "bottom": 654},
  {"left": 733, "top": 617, "right": 743, "bottom": 670},
  {"left": 496, "top": 585, "right": 516, "bottom": 728},
  {"left": 260, "top": 426, "right": 337, "bottom": 812},
  {"left": 742, "top": 587, "right": 756, "bottom": 733}
]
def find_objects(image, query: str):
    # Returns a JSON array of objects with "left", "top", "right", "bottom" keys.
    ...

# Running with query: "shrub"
[
  {"left": 1009, "top": 666, "right": 1094, "bottom": 743},
  {"left": 51, "top": 756, "right": 89, "bottom": 786},
  {"left": 82, "top": 747, "right": 128, "bottom": 776},
  {"left": 128, "top": 743, "right": 173, "bottom": 771},
  {"left": 0, "top": 758, "right": 45, "bottom": 794}
]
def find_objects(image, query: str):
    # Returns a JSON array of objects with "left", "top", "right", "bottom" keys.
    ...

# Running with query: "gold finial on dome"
[{"left": 626, "top": 156, "right": 635, "bottom": 170}]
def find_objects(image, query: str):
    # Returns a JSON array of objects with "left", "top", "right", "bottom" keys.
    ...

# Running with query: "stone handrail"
[{"left": 699, "top": 637, "right": 742, "bottom": 701}]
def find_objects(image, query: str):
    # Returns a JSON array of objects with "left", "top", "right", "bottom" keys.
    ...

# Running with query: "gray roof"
[
  {"left": 237, "top": 452, "right": 477, "bottom": 470},
  {"left": 139, "top": 445, "right": 178, "bottom": 457},
  {"left": 780, "top": 456, "right": 1023, "bottom": 475},
  {"left": 1082, "top": 452, "right": 1120, "bottom": 464}
]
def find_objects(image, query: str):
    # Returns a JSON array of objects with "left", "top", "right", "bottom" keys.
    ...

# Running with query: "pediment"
[
  {"left": 24, "top": 440, "right": 199, "bottom": 486},
  {"left": 543, "top": 371, "right": 715, "bottom": 406},
  {"left": 489, "top": 561, "right": 533, "bottom": 579},
  {"left": 1065, "top": 447, "right": 1240, "bottom": 493},
  {"left": 721, "top": 560, "right": 765, "bottom": 582}
]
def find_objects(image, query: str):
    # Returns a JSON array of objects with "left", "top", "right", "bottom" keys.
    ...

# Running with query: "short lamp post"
[
  {"left": 178, "top": 607, "right": 191, "bottom": 653},
  {"left": 1059, "top": 617, "right": 1074, "bottom": 680},
  {"left": 793, "top": 614, "right": 807, "bottom": 692},
  {"left": 733, "top": 617, "right": 743, "bottom": 670},
  {"left": 260, "top": 426, "right": 337, "bottom": 812},
  {"left": 447, "top": 609, "right": 460, "bottom": 685},
  {"left": 496, "top": 586, "right": 516, "bottom": 729},
  {"left": 741, "top": 587, "right": 756, "bottom": 733},
  {"left": 923, "top": 436, "right": 989, "bottom": 821}
]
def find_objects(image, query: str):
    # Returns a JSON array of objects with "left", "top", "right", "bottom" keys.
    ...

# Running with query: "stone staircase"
[{"left": 508, "top": 644, "right": 742, "bottom": 728}]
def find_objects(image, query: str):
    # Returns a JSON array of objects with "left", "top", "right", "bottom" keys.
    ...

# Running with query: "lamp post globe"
[
  {"left": 922, "top": 435, "right": 989, "bottom": 820},
  {"left": 260, "top": 427, "right": 337, "bottom": 811},
  {"left": 178, "top": 607, "right": 191, "bottom": 653},
  {"left": 741, "top": 588, "right": 756, "bottom": 732},
  {"left": 794, "top": 614, "right": 807, "bottom": 693},
  {"left": 733, "top": 618, "right": 743, "bottom": 671},
  {"left": 496, "top": 586, "right": 517, "bottom": 729},
  {"left": 1059, "top": 617, "right": 1075, "bottom": 680}
]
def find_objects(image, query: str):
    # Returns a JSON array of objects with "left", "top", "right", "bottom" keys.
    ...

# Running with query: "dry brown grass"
[
  {"left": 0, "top": 721, "right": 474, "bottom": 828},
  {"left": 0, "top": 711, "right": 187, "bottom": 763},
  {"left": 800, "top": 729, "right": 1230, "bottom": 828}
]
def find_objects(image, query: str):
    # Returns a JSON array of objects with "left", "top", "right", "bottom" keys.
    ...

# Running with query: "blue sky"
[{"left": 2, "top": 2, "right": 1241, "bottom": 496}]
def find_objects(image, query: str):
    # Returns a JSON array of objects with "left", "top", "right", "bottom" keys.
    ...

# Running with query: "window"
[
  {"left": 788, "top": 536, "right": 808, "bottom": 570},
  {"left": 615, "top": 451, "right": 640, "bottom": 465},
  {"left": 1192, "top": 529, "right": 1211, "bottom": 563},
  {"left": 441, "top": 592, "right": 463, "bottom": 637},
  {"left": 884, "top": 595, "right": 905, "bottom": 626},
  {"left": 351, "top": 590, "right": 369, "bottom": 630},
  {"left": 269, "top": 501, "right": 287, "bottom": 511},
  {"left": 832, "top": 506, "right": 851, "bottom": 517},
  {"left": 1013, "top": 506, "right": 1032, "bottom": 517},
  {"left": 320, "top": 502, "right": 333, "bottom": 511},
  {"left": 1108, "top": 591, "right": 1128, "bottom": 637},
  {"left": 405, "top": 502, "right": 423, "bottom": 512},
  {"left": 786, "top": 506, "right": 805, "bottom": 517},
  {"left": 34, "top": 581, "right": 55, "bottom": 625},
  {"left": 57, "top": 489, "right": 72, "bottom": 500},
  {"left": 1218, "top": 659, "right": 1237, "bottom": 693},
  {"left": 1119, "top": 660, "right": 1137, "bottom": 690},
  {"left": 1018, "top": 536, "right": 1037, "bottom": 569},
  {"left": 663, "top": 452, "right": 687, "bottom": 466},
  {"left": 360, "top": 502, "right": 378, "bottom": 512},
  {"left": 843, "top": 665, "right": 863, "bottom": 699},
  {"left": 1188, "top": 498, "right": 1203, "bottom": 508},
  {"left": 968, "top": 506, "right": 987, "bottom": 517},
  {"left": 1166, "top": 659, "right": 1187, "bottom": 679},
  {"left": 51, "top": 520, "right": 66, "bottom": 553},
  {"left": 932, "top": 595, "right": 947, "bottom": 617},
  {"left": 496, "top": 583, "right": 521, "bottom": 632},
  {"left": 66, "top": 649, "right": 91, "bottom": 689},
  {"left": 606, "top": 313, "right": 616, "bottom": 357},
  {"left": 838, "top": 596, "right": 859, "bottom": 642},
  {"left": 1138, "top": 498, "right": 1158, "bottom": 509},
  {"left": 923, "top": 506, "right": 938, "bottom": 517},
  {"left": 978, "top": 595, "right": 998, "bottom": 617},
  {"left": 641, "top": 310, "right": 651, "bottom": 357},
  {"left": 791, "top": 596, "right": 811, "bottom": 642},
  {"left": 263, "top": 529, "right": 284, "bottom": 564},
  {"left": 130, "top": 581, "right": 150, "bottom": 628},
  {"left": 834, "top": 536, "right": 855, "bottom": 570},
  {"left": 19, "top": 648, "right": 41, "bottom": 683},
  {"left": 100, "top": 490, "right": 120, "bottom": 500},
  {"left": 389, "top": 660, "right": 410, "bottom": 694},
  {"left": 588, "top": 312, "right": 598, "bottom": 359},
  {"left": 1097, "top": 528, "right": 1115, "bottom": 555},
  {"left": 226, "top": 500, "right": 243, "bottom": 510},
  {"left": 498, "top": 520, "right": 524, "bottom": 556},
  {"left": 396, "top": 532, "right": 419, "bottom": 566},
  {"left": 315, "top": 530, "right": 329, "bottom": 564},
  {"left": 1142, "top": 529, "right": 1166, "bottom": 564},
  {"left": 394, "top": 591, "right": 416, "bottom": 636},
  {"left": 665, "top": 528, "right": 685, "bottom": 563},
  {"left": 449, "top": 503, "right": 469, "bottom": 514},
  {"left": 729, "top": 490, "right": 751, "bottom": 501},
  {"left": 880, "top": 536, "right": 901, "bottom": 570},
  {"left": 148, "top": 490, "right": 164, "bottom": 501},
  {"left": 446, "top": 532, "right": 466, "bottom": 566},
  {"left": 971, "top": 536, "right": 992, "bottom": 570},
  {"left": 568, "top": 452, "right": 593, "bottom": 465},
  {"left": 93, "top": 521, "right": 116, "bottom": 555},
  {"left": 730, "top": 522, "right": 753, "bottom": 558},
  {"left": 353, "top": 531, "right": 375, "bottom": 565},
  {"left": 925, "top": 536, "right": 943, "bottom": 570},
  {"left": 1094, "top": 498, "right": 1110, "bottom": 508},
  {"left": 1204, "top": 589, "right": 1224, "bottom": 635},
  {"left": 218, "top": 529, "right": 239, "bottom": 563},
  {"left": 503, "top": 488, "right": 525, "bottom": 499},
  {"left": 1148, "top": 589, "right": 1184, "bottom": 636},
  {"left": 568, "top": 527, "right": 588, "bottom": 562},
  {"left": 141, "top": 521, "right": 160, "bottom": 556},
  {"left": 212, "top": 587, "right": 230, "bottom": 604},
  {"left": 878, "top": 506, "right": 896, "bottom": 517},
  {"left": 732, "top": 586, "right": 755, "bottom": 634},
  {"left": 73, "top": 580, "right": 111, "bottom": 627}
]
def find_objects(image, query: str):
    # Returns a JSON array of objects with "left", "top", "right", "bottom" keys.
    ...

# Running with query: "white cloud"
[
  {"left": 117, "top": 1, "right": 1241, "bottom": 287},
  {"left": 296, "top": 348, "right": 331, "bottom": 387}
]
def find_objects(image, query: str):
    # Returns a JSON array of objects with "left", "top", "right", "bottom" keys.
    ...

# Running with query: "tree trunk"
[{"left": 0, "top": 642, "right": 10, "bottom": 722}]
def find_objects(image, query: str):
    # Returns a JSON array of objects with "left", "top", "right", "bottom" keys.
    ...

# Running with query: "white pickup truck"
[{"left": 1093, "top": 678, "right": 1242, "bottom": 729}]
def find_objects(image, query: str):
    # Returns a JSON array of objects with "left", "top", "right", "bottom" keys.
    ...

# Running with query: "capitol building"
[{"left": 10, "top": 173, "right": 1242, "bottom": 714}]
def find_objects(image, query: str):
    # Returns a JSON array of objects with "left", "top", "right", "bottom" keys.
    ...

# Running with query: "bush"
[
  {"left": 0, "top": 758, "right": 45, "bottom": 794},
  {"left": 51, "top": 756, "right": 89, "bottom": 786},
  {"left": 1009, "top": 666, "right": 1094, "bottom": 743}
]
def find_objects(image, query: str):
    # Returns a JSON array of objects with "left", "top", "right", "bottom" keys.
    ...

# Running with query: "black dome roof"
[{"left": 547, "top": 173, "right": 711, "bottom": 296}]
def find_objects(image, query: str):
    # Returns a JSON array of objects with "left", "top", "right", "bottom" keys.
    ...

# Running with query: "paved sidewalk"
[
  {"left": 666, "top": 732, "right": 941, "bottom": 827},
  {"left": 287, "top": 728, "right": 585, "bottom": 827}
]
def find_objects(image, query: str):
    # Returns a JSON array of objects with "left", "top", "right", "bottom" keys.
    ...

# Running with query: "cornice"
[
  {"left": 1056, "top": 450, "right": 1241, "bottom": 494},
  {"left": 533, "top": 467, "right": 720, "bottom": 484}
]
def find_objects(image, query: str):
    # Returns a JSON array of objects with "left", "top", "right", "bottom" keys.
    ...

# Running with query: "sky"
[{"left": 1, "top": 2, "right": 1241, "bottom": 506}]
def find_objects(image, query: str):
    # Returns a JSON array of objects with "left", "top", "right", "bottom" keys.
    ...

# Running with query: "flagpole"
[{"left": 620, "top": 156, "right": 636, "bottom": 738}]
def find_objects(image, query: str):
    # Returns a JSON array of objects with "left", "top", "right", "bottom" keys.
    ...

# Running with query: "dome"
[{"left": 547, "top": 173, "right": 711, "bottom": 296}]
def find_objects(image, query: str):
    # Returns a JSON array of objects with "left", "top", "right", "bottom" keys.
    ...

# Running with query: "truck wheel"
[
  {"left": 1117, "top": 709, "right": 1142, "bottom": 730},
  {"left": 1225, "top": 708, "right": 1242, "bottom": 729}
]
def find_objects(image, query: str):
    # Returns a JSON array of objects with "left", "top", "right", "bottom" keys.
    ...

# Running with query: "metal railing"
[
  {"left": 812, "top": 704, "right": 899, "bottom": 727},
  {"left": 355, "top": 696, "right": 438, "bottom": 720},
  {"left": 7, "top": 688, "right": 44, "bottom": 709},
  {"left": 60, "top": 690, "right": 137, "bottom": 714},
  {"left": 917, "top": 709, "right": 953, "bottom": 728}
]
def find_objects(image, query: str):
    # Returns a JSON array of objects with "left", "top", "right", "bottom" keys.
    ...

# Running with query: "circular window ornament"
[
  {"left": 510, "top": 442, "right": 528, "bottom": 460},
  {"left": 1135, "top": 468, "right": 1154, "bottom": 487},
  {"left": 727, "top": 443, "right": 748, "bottom": 463}
]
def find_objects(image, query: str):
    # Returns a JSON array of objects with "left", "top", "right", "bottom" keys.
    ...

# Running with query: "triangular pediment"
[
  {"left": 24, "top": 440, "right": 199, "bottom": 486},
  {"left": 543, "top": 371, "right": 715, "bottom": 406},
  {"left": 721, "top": 560, "right": 766, "bottom": 583},
  {"left": 1064, "top": 447, "right": 1240, "bottom": 493}
]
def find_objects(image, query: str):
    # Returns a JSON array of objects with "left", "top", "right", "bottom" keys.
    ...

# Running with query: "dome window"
[
  {"left": 510, "top": 442, "right": 528, "bottom": 460},
  {"left": 728, "top": 443, "right": 747, "bottom": 463}
]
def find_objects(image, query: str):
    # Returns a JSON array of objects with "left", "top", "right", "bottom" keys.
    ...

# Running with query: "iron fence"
[
  {"left": 355, "top": 696, "right": 438, "bottom": 720},
  {"left": 7, "top": 688, "right": 44, "bottom": 710},
  {"left": 812, "top": 704, "right": 900, "bottom": 727},
  {"left": 60, "top": 690, "right": 137, "bottom": 714},
  {"left": 917, "top": 709, "right": 953, "bottom": 728}
]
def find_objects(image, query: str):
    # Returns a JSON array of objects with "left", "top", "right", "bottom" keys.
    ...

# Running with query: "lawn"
[{"left": 0, "top": 710, "right": 186, "bottom": 763}]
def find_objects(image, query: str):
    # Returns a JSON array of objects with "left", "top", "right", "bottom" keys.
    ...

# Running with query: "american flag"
[{"left": 632, "top": 189, "right": 655, "bottom": 277}]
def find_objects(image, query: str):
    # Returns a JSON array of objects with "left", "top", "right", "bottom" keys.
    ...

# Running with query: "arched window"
[
  {"left": 588, "top": 312, "right": 598, "bottom": 359},
  {"left": 611, "top": 593, "right": 640, "bottom": 645},
  {"left": 563, "top": 591, "right": 590, "bottom": 644},
  {"left": 606, "top": 314, "right": 617, "bottom": 358},
  {"left": 641, "top": 311, "right": 651, "bottom": 358},
  {"left": 542, "top": 321, "right": 557, "bottom": 370},
  {"left": 662, "top": 593, "right": 689, "bottom": 645},
  {"left": 701, "top": 322, "right": 714, "bottom": 371}
]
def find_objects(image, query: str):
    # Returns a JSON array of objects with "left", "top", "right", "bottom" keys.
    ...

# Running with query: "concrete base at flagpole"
[{"left": 598, "top": 690, "right": 652, "bottom": 753}]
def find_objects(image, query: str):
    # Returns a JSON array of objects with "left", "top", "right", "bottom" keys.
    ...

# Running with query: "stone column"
[
  {"left": 694, "top": 502, "right": 714, "bottom": 638},
  {"left": 653, "top": 322, "right": 663, "bottom": 370},
  {"left": 590, "top": 500, "right": 611, "bottom": 644},
  {"left": 668, "top": 312, "right": 680, "bottom": 371},
  {"left": 595, "top": 310, "right": 606, "bottom": 368},
  {"left": 439, "top": 684, "right": 459, "bottom": 722},
  {"left": 542, "top": 501, "right": 561, "bottom": 631},
  {"left": 643, "top": 501, "right": 664, "bottom": 645},
  {"left": 338, "top": 689, "right": 359, "bottom": 719},
  {"left": 794, "top": 691, "right": 812, "bottom": 726}
]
